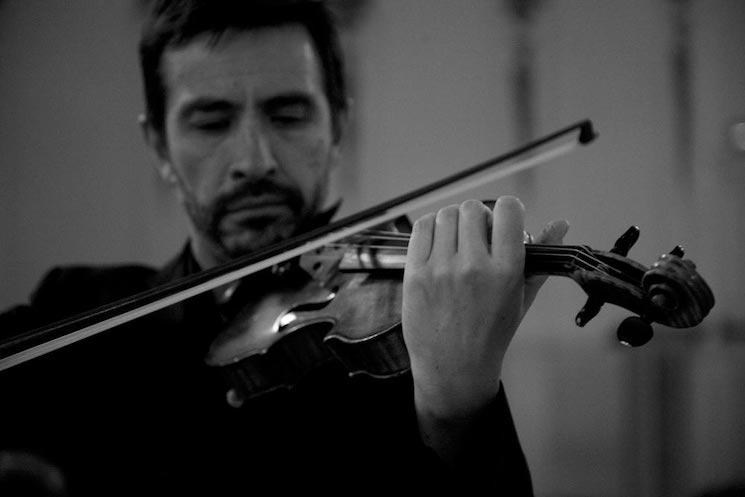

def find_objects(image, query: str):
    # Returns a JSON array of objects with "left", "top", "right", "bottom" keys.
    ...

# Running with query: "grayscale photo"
[{"left": 0, "top": 1, "right": 742, "bottom": 496}]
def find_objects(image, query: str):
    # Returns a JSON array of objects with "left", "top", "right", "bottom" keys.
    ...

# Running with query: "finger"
[
  {"left": 532, "top": 219, "right": 570, "bottom": 245},
  {"left": 408, "top": 212, "right": 436, "bottom": 266},
  {"left": 431, "top": 204, "right": 459, "bottom": 261},
  {"left": 490, "top": 196, "right": 526, "bottom": 269},
  {"left": 458, "top": 200, "right": 491, "bottom": 257}
]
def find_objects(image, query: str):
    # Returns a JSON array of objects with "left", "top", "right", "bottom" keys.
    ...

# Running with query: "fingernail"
[{"left": 497, "top": 195, "right": 525, "bottom": 211}]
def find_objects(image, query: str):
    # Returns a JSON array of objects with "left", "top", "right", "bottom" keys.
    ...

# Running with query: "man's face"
[{"left": 152, "top": 25, "right": 341, "bottom": 267}]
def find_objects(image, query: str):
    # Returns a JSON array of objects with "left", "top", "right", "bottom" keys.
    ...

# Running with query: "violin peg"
[
  {"left": 611, "top": 226, "right": 640, "bottom": 257},
  {"left": 575, "top": 296, "right": 604, "bottom": 327},
  {"left": 669, "top": 245, "right": 685, "bottom": 258},
  {"left": 616, "top": 316, "right": 654, "bottom": 347}
]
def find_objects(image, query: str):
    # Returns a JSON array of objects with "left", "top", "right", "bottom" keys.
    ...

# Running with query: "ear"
[{"left": 139, "top": 113, "right": 178, "bottom": 186}]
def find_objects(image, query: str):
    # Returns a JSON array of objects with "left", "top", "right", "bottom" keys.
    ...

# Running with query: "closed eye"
[
  {"left": 180, "top": 100, "right": 236, "bottom": 133},
  {"left": 187, "top": 111, "right": 234, "bottom": 132},
  {"left": 263, "top": 95, "right": 316, "bottom": 128}
]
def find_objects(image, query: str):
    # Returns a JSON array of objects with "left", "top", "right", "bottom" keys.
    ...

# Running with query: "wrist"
[{"left": 411, "top": 365, "right": 501, "bottom": 421}]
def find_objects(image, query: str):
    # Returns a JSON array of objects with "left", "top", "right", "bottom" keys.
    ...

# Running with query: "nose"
[{"left": 228, "top": 121, "right": 277, "bottom": 181}]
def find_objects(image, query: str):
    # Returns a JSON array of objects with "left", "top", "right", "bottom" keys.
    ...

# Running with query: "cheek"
[
  {"left": 168, "top": 136, "right": 225, "bottom": 203},
  {"left": 280, "top": 135, "right": 334, "bottom": 190}
]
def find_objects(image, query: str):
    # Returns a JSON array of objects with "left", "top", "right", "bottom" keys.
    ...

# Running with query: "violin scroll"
[
  {"left": 615, "top": 247, "right": 713, "bottom": 347},
  {"left": 640, "top": 248, "right": 714, "bottom": 329}
]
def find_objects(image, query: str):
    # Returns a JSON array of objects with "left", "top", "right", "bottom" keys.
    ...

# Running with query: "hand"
[{"left": 402, "top": 196, "right": 568, "bottom": 420}]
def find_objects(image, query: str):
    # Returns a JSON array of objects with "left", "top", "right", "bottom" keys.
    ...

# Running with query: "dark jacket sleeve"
[
  {"left": 401, "top": 384, "right": 533, "bottom": 495},
  {"left": 455, "top": 384, "right": 534, "bottom": 495},
  {"left": 342, "top": 366, "right": 533, "bottom": 494}
]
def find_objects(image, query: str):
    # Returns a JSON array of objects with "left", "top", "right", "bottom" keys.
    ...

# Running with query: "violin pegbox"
[{"left": 575, "top": 226, "right": 641, "bottom": 328}]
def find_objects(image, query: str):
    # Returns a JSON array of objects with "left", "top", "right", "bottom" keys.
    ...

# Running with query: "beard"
[{"left": 184, "top": 176, "right": 323, "bottom": 262}]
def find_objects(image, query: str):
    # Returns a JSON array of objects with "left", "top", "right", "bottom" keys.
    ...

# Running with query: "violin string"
[
  {"left": 331, "top": 238, "right": 640, "bottom": 283},
  {"left": 350, "top": 236, "right": 410, "bottom": 243},
  {"left": 357, "top": 229, "right": 411, "bottom": 239},
  {"left": 332, "top": 225, "right": 640, "bottom": 282},
  {"left": 328, "top": 243, "right": 408, "bottom": 250},
  {"left": 527, "top": 246, "right": 635, "bottom": 281},
  {"left": 330, "top": 241, "right": 606, "bottom": 274}
]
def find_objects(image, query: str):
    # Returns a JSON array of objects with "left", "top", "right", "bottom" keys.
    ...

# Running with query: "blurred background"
[{"left": 1, "top": 1, "right": 743, "bottom": 495}]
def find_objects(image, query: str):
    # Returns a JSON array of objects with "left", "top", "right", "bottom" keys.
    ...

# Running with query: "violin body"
[
  {"left": 205, "top": 218, "right": 413, "bottom": 401},
  {"left": 206, "top": 267, "right": 408, "bottom": 400}
]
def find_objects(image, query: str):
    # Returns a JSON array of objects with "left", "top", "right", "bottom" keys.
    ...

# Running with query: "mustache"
[{"left": 214, "top": 177, "right": 303, "bottom": 215}]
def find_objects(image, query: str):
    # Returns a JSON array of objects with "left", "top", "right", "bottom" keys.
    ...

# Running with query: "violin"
[
  {"left": 0, "top": 120, "right": 715, "bottom": 398},
  {"left": 205, "top": 219, "right": 714, "bottom": 403}
]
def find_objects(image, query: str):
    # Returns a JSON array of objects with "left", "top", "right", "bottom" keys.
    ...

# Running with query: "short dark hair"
[{"left": 138, "top": 0, "right": 347, "bottom": 139}]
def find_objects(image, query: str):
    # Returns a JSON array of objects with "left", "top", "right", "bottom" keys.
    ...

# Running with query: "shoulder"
[
  {"left": 32, "top": 264, "right": 158, "bottom": 306},
  {"left": 0, "top": 262, "right": 160, "bottom": 338},
  {"left": 17, "top": 264, "right": 156, "bottom": 328},
  {"left": 31, "top": 242, "right": 196, "bottom": 309},
  {"left": 1, "top": 246, "right": 194, "bottom": 337}
]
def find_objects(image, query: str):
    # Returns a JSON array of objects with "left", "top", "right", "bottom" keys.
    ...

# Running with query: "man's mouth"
[{"left": 223, "top": 197, "right": 293, "bottom": 224}]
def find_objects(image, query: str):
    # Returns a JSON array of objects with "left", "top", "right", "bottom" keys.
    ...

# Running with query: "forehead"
[{"left": 161, "top": 25, "right": 325, "bottom": 108}]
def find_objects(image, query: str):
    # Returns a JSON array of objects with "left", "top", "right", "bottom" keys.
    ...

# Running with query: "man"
[{"left": 1, "top": 1, "right": 567, "bottom": 495}]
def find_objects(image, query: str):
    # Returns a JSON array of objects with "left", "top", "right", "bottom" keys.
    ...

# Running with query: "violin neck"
[
  {"left": 337, "top": 243, "right": 587, "bottom": 278},
  {"left": 524, "top": 244, "right": 587, "bottom": 277}
]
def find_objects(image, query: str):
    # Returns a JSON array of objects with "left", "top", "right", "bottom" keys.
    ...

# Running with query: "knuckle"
[
  {"left": 430, "top": 264, "right": 452, "bottom": 281},
  {"left": 460, "top": 261, "right": 488, "bottom": 282}
]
